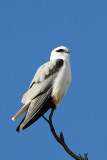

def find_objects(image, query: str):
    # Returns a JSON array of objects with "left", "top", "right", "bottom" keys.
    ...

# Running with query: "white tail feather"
[{"left": 12, "top": 102, "right": 30, "bottom": 121}]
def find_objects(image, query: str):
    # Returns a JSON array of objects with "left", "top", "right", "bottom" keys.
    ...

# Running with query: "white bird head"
[{"left": 50, "top": 46, "right": 70, "bottom": 60}]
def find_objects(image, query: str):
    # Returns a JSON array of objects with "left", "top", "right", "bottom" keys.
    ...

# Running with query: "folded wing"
[
  {"left": 13, "top": 59, "right": 64, "bottom": 132},
  {"left": 21, "top": 59, "right": 63, "bottom": 104}
]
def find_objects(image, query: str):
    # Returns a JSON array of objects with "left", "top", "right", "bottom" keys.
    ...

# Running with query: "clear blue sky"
[{"left": 0, "top": 0, "right": 107, "bottom": 160}]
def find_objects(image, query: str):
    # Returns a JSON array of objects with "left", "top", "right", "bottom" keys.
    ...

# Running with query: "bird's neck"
[{"left": 50, "top": 52, "right": 70, "bottom": 62}]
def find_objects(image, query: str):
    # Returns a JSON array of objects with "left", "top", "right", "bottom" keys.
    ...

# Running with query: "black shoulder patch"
[
  {"left": 56, "top": 59, "right": 64, "bottom": 68},
  {"left": 30, "top": 59, "right": 64, "bottom": 89}
]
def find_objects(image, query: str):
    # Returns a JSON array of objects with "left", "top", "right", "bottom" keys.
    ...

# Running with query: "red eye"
[{"left": 56, "top": 49, "right": 64, "bottom": 52}]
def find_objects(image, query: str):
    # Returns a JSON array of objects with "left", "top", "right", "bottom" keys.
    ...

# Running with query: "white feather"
[
  {"left": 12, "top": 102, "right": 30, "bottom": 120},
  {"left": 50, "top": 47, "right": 71, "bottom": 106}
]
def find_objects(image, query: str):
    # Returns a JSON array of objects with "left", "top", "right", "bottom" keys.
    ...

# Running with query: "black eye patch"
[{"left": 56, "top": 49, "right": 64, "bottom": 52}]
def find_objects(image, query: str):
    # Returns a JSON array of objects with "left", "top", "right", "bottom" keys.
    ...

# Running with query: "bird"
[{"left": 12, "top": 46, "right": 71, "bottom": 133}]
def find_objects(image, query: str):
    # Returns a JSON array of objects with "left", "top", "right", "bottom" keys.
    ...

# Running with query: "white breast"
[{"left": 51, "top": 60, "right": 71, "bottom": 106}]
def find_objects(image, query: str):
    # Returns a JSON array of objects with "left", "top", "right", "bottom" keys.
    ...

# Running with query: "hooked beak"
[{"left": 65, "top": 50, "right": 70, "bottom": 54}]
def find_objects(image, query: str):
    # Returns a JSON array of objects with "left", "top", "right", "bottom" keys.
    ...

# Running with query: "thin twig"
[
  {"left": 44, "top": 108, "right": 88, "bottom": 160},
  {"left": 42, "top": 115, "right": 49, "bottom": 123}
]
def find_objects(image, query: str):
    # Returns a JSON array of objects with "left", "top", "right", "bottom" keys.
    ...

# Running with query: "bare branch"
[
  {"left": 46, "top": 108, "right": 88, "bottom": 160},
  {"left": 42, "top": 115, "right": 49, "bottom": 123}
]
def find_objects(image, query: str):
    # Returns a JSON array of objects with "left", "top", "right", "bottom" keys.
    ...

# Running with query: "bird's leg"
[{"left": 51, "top": 102, "right": 56, "bottom": 110}]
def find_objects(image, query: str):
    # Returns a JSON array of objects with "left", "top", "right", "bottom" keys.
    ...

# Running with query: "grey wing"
[
  {"left": 21, "top": 59, "right": 64, "bottom": 104},
  {"left": 17, "top": 59, "right": 64, "bottom": 132},
  {"left": 19, "top": 87, "right": 52, "bottom": 131}
]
